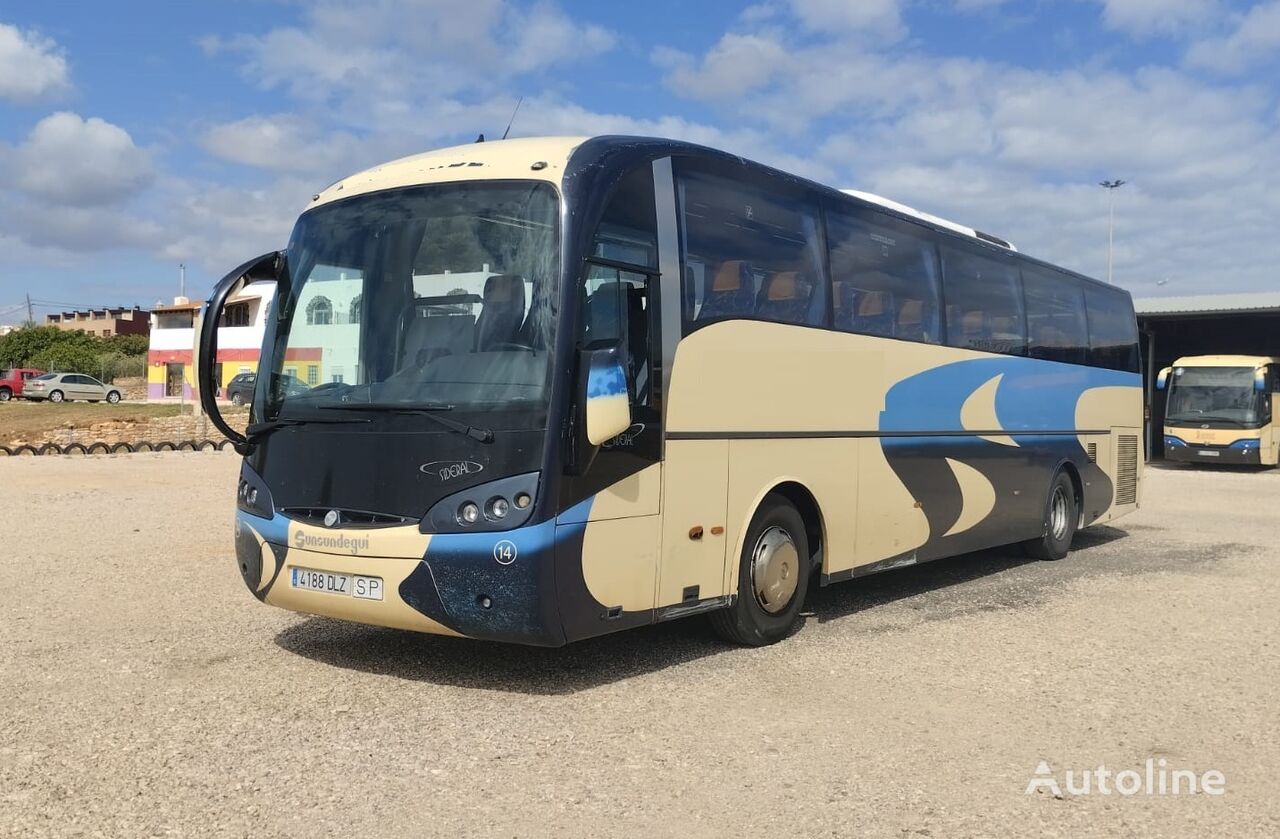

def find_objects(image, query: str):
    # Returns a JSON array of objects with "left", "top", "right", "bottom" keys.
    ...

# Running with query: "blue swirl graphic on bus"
[{"left": 880, "top": 356, "right": 1140, "bottom": 435}]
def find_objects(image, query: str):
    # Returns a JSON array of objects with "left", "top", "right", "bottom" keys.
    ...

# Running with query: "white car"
[{"left": 23, "top": 372, "right": 123, "bottom": 404}]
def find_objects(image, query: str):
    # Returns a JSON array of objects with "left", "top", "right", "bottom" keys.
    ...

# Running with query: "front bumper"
[
  {"left": 1164, "top": 435, "right": 1261, "bottom": 464},
  {"left": 234, "top": 510, "right": 568, "bottom": 646}
]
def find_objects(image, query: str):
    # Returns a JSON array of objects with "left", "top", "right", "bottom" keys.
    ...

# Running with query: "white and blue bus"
[{"left": 200, "top": 136, "right": 1142, "bottom": 647}]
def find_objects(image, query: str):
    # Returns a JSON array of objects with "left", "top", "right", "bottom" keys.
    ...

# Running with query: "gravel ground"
[{"left": 1, "top": 453, "right": 1277, "bottom": 837}]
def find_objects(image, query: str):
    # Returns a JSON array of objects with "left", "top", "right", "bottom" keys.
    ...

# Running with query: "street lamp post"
[{"left": 1099, "top": 179, "right": 1126, "bottom": 284}]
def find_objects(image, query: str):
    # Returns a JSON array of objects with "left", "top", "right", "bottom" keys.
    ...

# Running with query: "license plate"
[
  {"left": 1197, "top": 450, "right": 1220, "bottom": 457},
  {"left": 290, "top": 567, "right": 384, "bottom": 600}
]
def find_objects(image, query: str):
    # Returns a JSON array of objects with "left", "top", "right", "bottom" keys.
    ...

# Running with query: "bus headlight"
[
  {"left": 422, "top": 471, "right": 540, "bottom": 534},
  {"left": 487, "top": 497, "right": 510, "bottom": 520},
  {"left": 236, "top": 462, "right": 274, "bottom": 519}
]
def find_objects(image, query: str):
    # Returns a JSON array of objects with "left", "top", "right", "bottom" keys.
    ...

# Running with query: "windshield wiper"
[
  {"left": 245, "top": 415, "right": 372, "bottom": 443},
  {"left": 319, "top": 403, "right": 494, "bottom": 443}
]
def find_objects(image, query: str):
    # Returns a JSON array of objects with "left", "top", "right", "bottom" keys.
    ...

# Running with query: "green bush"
[{"left": 0, "top": 325, "right": 150, "bottom": 378}]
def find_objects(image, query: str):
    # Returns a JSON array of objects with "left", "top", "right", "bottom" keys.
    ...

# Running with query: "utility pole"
[
  {"left": 1099, "top": 179, "right": 1126, "bottom": 284},
  {"left": 179, "top": 263, "right": 186, "bottom": 299},
  {"left": 25, "top": 293, "right": 33, "bottom": 325}
]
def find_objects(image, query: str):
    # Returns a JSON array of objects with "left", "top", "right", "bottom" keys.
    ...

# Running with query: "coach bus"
[
  {"left": 199, "top": 135, "right": 1142, "bottom": 647},
  {"left": 1157, "top": 355, "right": 1279, "bottom": 465}
]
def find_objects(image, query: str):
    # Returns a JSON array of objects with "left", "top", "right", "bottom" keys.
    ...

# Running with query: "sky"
[{"left": 1, "top": 0, "right": 1279, "bottom": 325}]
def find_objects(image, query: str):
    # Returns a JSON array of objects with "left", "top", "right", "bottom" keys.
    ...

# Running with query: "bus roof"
[
  {"left": 307, "top": 134, "right": 1047, "bottom": 267},
  {"left": 1172, "top": 354, "right": 1280, "bottom": 368},
  {"left": 309, "top": 136, "right": 588, "bottom": 210}
]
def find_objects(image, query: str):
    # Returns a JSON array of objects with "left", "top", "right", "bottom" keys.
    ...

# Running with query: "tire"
[
  {"left": 0, "top": 387, "right": 11, "bottom": 402},
  {"left": 87, "top": 442, "right": 111, "bottom": 455},
  {"left": 49, "top": 390, "right": 64, "bottom": 403},
  {"left": 710, "top": 494, "right": 811, "bottom": 646},
  {"left": 231, "top": 392, "right": 244, "bottom": 406},
  {"left": 106, "top": 391, "right": 121, "bottom": 404},
  {"left": 1022, "top": 469, "right": 1078, "bottom": 561}
]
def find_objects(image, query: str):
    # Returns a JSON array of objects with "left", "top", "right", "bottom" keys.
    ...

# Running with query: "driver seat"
[{"left": 474, "top": 274, "right": 526, "bottom": 351}]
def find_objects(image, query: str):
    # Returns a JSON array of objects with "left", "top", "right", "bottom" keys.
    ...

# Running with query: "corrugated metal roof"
[{"left": 1134, "top": 292, "right": 1280, "bottom": 316}]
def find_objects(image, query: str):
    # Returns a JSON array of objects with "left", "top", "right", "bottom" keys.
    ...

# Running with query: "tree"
[{"left": 0, "top": 326, "right": 68, "bottom": 367}]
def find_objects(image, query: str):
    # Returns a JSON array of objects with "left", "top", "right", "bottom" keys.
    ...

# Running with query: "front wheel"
[
  {"left": 710, "top": 495, "right": 811, "bottom": 646},
  {"left": 1022, "top": 470, "right": 1078, "bottom": 560},
  {"left": 0, "top": 388, "right": 10, "bottom": 402},
  {"left": 106, "top": 391, "right": 121, "bottom": 404},
  {"left": 49, "top": 390, "right": 65, "bottom": 403}
]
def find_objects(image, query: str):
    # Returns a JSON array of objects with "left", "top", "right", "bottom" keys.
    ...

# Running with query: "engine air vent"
[{"left": 1115, "top": 436, "right": 1139, "bottom": 505}]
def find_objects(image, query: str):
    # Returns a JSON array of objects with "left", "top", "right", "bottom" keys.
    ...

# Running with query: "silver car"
[{"left": 23, "top": 373, "right": 123, "bottom": 404}]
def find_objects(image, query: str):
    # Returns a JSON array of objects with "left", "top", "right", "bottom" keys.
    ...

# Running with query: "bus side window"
[
  {"left": 1023, "top": 267, "right": 1088, "bottom": 365},
  {"left": 1083, "top": 286, "right": 1140, "bottom": 372},
  {"left": 676, "top": 162, "right": 825, "bottom": 329},
  {"left": 940, "top": 245, "right": 1027, "bottom": 356},
  {"left": 826, "top": 208, "right": 942, "bottom": 343}
]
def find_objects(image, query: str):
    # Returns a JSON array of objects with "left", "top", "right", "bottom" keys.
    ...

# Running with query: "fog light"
[
  {"left": 247, "top": 487, "right": 258, "bottom": 505},
  {"left": 514, "top": 493, "right": 531, "bottom": 509},
  {"left": 487, "top": 497, "right": 510, "bottom": 520},
  {"left": 458, "top": 502, "right": 481, "bottom": 525}
]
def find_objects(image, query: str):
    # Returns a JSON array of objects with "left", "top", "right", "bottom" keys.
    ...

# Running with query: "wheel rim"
[
  {"left": 51, "top": 392, "right": 63, "bottom": 402},
  {"left": 108, "top": 393, "right": 119, "bottom": 403},
  {"left": 1049, "top": 486, "right": 1069, "bottom": 541},
  {"left": 750, "top": 526, "right": 800, "bottom": 614}
]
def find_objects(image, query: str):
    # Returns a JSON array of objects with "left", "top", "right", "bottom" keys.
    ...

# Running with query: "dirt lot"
[
  {"left": 0, "top": 401, "right": 182, "bottom": 444},
  {"left": 1, "top": 455, "right": 1277, "bottom": 837}
]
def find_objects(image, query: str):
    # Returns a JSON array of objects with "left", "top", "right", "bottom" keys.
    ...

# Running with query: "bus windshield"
[
  {"left": 1166, "top": 366, "right": 1260, "bottom": 425},
  {"left": 263, "top": 181, "right": 560, "bottom": 428}
]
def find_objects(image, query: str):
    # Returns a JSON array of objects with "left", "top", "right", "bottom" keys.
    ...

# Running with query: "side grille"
[
  {"left": 1086, "top": 442, "right": 1098, "bottom": 463},
  {"left": 1115, "top": 435, "right": 1139, "bottom": 505},
  {"left": 282, "top": 507, "right": 416, "bottom": 527}
]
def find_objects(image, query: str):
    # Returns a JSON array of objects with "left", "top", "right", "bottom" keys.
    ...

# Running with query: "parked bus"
[
  {"left": 199, "top": 136, "right": 1142, "bottom": 647},
  {"left": 1157, "top": 355, "right": 1279, "bottom": 465}
]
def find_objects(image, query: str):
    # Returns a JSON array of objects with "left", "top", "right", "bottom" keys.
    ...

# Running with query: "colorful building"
[{"left": 146, "top": 284, "right": 277, "bottom": 401}]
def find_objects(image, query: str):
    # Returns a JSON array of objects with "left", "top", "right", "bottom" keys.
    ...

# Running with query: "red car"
[{"left": 0, "top": 368, "right": 45, "bottom": 401}]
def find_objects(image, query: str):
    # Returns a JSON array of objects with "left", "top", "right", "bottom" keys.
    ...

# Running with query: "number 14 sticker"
[{"left": 493, "top": 540, "right": 518, "bottom": 565}]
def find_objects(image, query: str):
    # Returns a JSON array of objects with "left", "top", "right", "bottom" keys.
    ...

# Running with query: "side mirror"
[
  {"left": 199, "top": 251, "right": 283, "bottom": 455},
  {"left": 568, "top": 344, "right": 631, "bottom": 474},
  {"left": 1255, "top": 368, "right": 1268, "bottom": 392},
  {"left": 1155, "top": 367, "right": 1172, "bottom": 391}
]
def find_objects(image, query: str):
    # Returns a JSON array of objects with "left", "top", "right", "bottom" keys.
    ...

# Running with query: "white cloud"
[
  {"left": 0, "top": 22, "right": 70, "bottom": 101},
  {"left": 1185, "top": 0, "right": 1280, "bottom": 73},
  {"left": 200, "top": 114, "right": 368, "bottom": 175},
  {"left": 222, "top": 0, "right": 616, "bottom": 105},
  {"left": 1094, "top": 0, "right": 1219, "bottom": 37},
  {"left": 654, "top": 34, "right": 793, "bottom": 101},
  {"left": 650, "top": 13, "right": 1280, "bottom": 293},
  {"left": 9, "top": 112, "right": 153, "bottom": 205},
  {"left": 789, "top": 0, "right": 905, "bottom": 39}
]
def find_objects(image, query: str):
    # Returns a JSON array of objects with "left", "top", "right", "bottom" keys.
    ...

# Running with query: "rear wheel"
[
  {"left": 710, "top": 495, "right": 811, "bottom": 646},
  {"left": 49, "top": 390, "right": 64, "bottom": 403},
  {"left": 231, "top": 392, "right": 244, "bottom": 406},
  {"left": 1022, "top": 470, "right": 1077, "bottom": 560}
]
